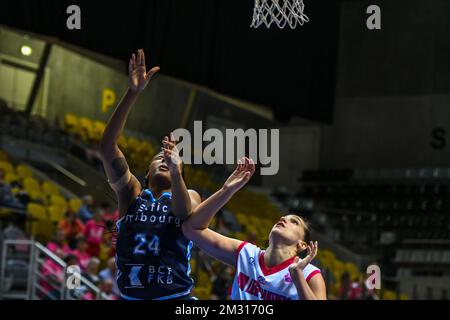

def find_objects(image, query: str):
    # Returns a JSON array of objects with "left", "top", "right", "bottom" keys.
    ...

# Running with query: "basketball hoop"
[{"left": 251, "top": 0, "right": 309, "bottom": 29}]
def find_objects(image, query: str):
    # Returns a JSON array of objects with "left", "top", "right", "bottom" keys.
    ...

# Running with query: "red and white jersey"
[{"left": 231, "top": 242, "right": 321, "bottom": 300}]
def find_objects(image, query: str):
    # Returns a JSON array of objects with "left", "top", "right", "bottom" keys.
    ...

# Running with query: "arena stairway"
[{"left": 1, "top": 135, "right": 116, "bottom": 207}]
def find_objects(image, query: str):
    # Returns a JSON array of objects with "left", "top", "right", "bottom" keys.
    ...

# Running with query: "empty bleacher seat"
[
  {"left": 41, "top": 181, "right": 60, "bottom": 197},
  {"left": 69, "top": 198, "right": 82, "bottom": 213},
  {"left": 15, "top": 164, "right": 33, "bottom": 180},
  {"left": 49, "top": 194, "right": 68, "bottom": 210},
  {"left": 64, "top": 113, "right": 80, "bottom": 132},
  {"left": 48, "top": 205, "right": 65, "bottom": 222},
  {"left": 0, "top": 160, "right": 14, "bottom": 174},
  {"left": 27, "top": 203, "right": 47, "bottom": 220}
]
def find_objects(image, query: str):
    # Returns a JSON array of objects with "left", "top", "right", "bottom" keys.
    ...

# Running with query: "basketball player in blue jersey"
[
  {"left": 99, "top": 49, "right": 201, "bottom": 300},
  {"left": 183, "top": 158, "right": 326, "bottom": 300}
]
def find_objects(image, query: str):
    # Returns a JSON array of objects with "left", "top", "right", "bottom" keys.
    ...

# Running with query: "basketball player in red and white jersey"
[{"left": 183, "top": 157, "right": 326, "bottom": 300}]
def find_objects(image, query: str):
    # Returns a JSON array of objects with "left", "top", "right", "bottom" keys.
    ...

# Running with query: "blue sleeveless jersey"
[{"left": 115, "top": 189, "right": 194, "bottom": 300}]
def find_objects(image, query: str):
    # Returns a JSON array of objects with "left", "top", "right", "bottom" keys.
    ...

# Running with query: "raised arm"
[
  {"left": 99, "top": 49, "right": 160, "bottom": 217},
  {"left": 182, "top": 157, "right": 255, "bottom": 266},
  {"left": 161, "top": 133, "right": 201, "bottom": 219},
  {"left": 289, "top": 241, "right": 327, "bottom": 300}
]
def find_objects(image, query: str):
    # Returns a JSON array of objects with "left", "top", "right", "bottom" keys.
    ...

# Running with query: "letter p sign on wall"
[{"left": 102, "top": 88, "right": 116, "bottom": 113}]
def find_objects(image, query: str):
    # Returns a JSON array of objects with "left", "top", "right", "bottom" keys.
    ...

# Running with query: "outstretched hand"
[
  {"left": 289, "top": 241, "right": 318, "bottom": 273},
  {"left": 223, "top": 157, "right": 256, "bottom": 193},
  {"left": 161, "top": 132, "right": 183, "bottom": 175},
  {"left": 128, "top": 49, "right": 160, "bottom": 92}
]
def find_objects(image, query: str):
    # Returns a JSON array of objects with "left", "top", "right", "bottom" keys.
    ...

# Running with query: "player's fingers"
[
  {"left": 240, "top": 157, "right": 247, "bottom": 172},
  {"left": 165, "top": 139, "right": 175, "bottom": 147},
  {"left": 139, "top": 49, "right": 144, "bottom": 66},
  {"left": 242, "top": 157, "right": 248, "bottom": 171},
  {"left": 129, "top": 58, "right": 133, "bottom": 73},
  {"left": 237, "top": 158, "right": 243, "bottom": 172},
  {"left": 245, "top": 157, "right": 251, "bottom": 172},
  {"left": 147, "top": 66, "right": 160, "bottom": 79},
  {"left": 164, "top": 141, "right": 176, "bottom": 150},
  {"left": 163, "top": 148, "right": 172, "bottom": 157},
  {"left": 234, "top": 160, "right": 241, "bottom": 174},
  {"left": 248, "top": 158, "right": 256, "bottom": 175},
  {"left": 309, "top": 243, "right": 317, "bottom": 258},
  {"left": 136, "top": 50, "right": 141, "bottom": 66},
  {"left": 141, "top": 50, "right": 146, "bottom": 67},
  {"left": 313, "top": 241, "right": 319, "bottom": 256}
]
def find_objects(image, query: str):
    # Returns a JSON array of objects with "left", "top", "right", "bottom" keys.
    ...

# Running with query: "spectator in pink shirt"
[
  {"left": 71, "top": 236, "right": 91, "bottom": 271},
  {"left": 39, "top": 249, "right": 74, "bottom": 300},
  {"left": 47, "top": 229, "right": 71, "bottom": 256},
  {"left": 84, "top": 209, "right": 105, "bottom": 257},
  {"left": 102, "top": 204, "right": 119, "bottom": 223}
]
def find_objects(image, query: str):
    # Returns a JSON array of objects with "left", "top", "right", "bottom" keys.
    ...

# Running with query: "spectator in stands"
[
  {"left": 101, "top": 202, "right": 118, "bottom": 223},
  {"left": 348, "top": 277, "right": 364, "bottom": 299},
  {"left": 99, "top": 257, "right": 120, "bottom": 295},
  {"left": 214, "top": 211, "right": 232, "bottom": 237},
  {"left": 0, "top": 168, "right": 25, "bottom": 209},
  {"left": 58, "top": 209, "right": 85, "bottom": 249},
  {"left": 362, "top": 278, "right": 379, "bottom": 300},
  {"left": 84, "top": 208, "right": 105, "bottom": 256},
  {"left": 338, "top": 272, "right": 363, "bottom": 299},
  {"left": 77, "top": 194, "right": 95, "bottom": 224},
  {"left": 81, "top": 278, "right": 119, "bottom": 300},
  {"left": 82, "top": 257, "right": 101, "bottom": 286},
  {"left": 99, "top": 278, "right": 120, "bottom": 300},
  {"left": 99, "top": 228, "right": 116, "bottom": 262},
  {"left": 3, "top": 218, "right": 29, "bottom": 253},
  {"left": 0, "top": 225, "right": 3, "bottom": 269},
  {"left": 64, "top": 254, "right": 78, "bottom": 270},
  {"left": 85, "top": 139, "right": 103, "bottom": 169},
  {"left": 210, "top": 264, "right": 234, "bottom": 300},
  {"left": 39, "top": 248, "right": 66, "bottom": 300},
  {"left": 47, "top": 229, "right": 71, "bottom": 256},
  {"left": 338, "top": 272, "right": 351, "bottom": 299},
  {"left": 3, "top": 218, "right": 26, "bottom": 240},
  {"left": 71, "top": 236, "right": 91, "bottom": 271}
]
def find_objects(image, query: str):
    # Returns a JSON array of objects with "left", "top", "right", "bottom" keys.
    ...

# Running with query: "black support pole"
[{"left": 25, "top": 42, "right": 52, "bottom": 115}]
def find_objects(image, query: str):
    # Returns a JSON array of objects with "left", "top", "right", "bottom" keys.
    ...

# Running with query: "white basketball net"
[{"left": 251, "top": 0, "right": 309, "bottom": 29}]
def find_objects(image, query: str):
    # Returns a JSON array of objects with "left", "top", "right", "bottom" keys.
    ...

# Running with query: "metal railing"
[{"left": 0, "top": 239, "right": 105, "bottom": 300}]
